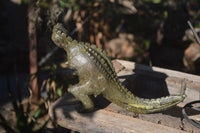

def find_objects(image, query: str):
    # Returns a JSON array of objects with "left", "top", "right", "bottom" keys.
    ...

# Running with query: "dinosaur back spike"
[{"left": 82, "top": 42, "right": 118, "bottom": 81}]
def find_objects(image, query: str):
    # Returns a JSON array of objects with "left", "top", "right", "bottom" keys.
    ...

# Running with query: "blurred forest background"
[{"left": 0, "top": 0, "right": 200, "bottom": 132}]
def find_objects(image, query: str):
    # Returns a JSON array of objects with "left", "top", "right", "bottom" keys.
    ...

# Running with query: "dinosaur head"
[{"left": 51, "top": 23, "right": 72, "bottom": 48}]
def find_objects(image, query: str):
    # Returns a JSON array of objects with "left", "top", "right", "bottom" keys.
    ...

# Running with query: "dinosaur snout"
[{"left": 52, "top": 23, "right": 68, "bottom": 48}]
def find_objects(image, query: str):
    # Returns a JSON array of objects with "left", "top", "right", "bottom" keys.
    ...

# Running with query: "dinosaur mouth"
[
  {"left": 52, "top": 23, "right": 70, "bottom": 48},
  {"left": 54, "top": 23, "right": 68, "bottom": 35},
  {"left": 52, "top": 23, "right": 75, "bottom": 50}
]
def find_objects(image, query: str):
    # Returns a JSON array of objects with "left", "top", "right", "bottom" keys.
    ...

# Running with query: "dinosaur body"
[{"left": 52, "top": 23, "right": 186, "bottom": 113}]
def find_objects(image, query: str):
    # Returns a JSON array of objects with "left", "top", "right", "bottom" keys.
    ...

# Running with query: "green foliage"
[
  {"left": 59, "top": 0, "right": 76, "bottom": 8},
  {"left": 143, "top": 0, "right": 162, "bottom": 4},
  {"left": 38, "top": 0, "right": 50, "bottom": 8},
  {"left": 56, "top": 87, "right": 63, "bottom": 97},
  {"left": 0, "top": 74, "right": 49, "bottom": 133},
  {"left": 22, "top": 0, "right": 29, "bottom": 4},
  {"left": 143, "top": 39, "right": 151, "bottom": 49},
  {"left": 0, "top": 64, "right": 70, "bottom": 133},
  {"left": 0, "top": 92, "right": 48, "bottom": 133},
  {"left": 163, "top": 11, "right": 168, "bottom": 19},
  {"left": 195, "top": 22, "right": 200, "bottom": 28}
]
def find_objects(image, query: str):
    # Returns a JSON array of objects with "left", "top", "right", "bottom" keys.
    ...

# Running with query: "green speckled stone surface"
[{"left": 51, "top": 23, "right": 186, "bottom": 113}]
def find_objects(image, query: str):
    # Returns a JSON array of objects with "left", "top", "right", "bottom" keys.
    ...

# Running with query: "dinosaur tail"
[{"left": 102, "top": 84, "right": 186, "bottom": 114}]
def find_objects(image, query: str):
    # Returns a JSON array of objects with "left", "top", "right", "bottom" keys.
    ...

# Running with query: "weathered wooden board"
[
  {"left": 49, "top": 93, "right": 187, "bottom": 133},
  {"left": 49, "top": 59, "right": 200, "bottom": 132}
]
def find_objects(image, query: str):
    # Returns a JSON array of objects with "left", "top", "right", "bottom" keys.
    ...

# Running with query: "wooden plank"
[
  {"left": 49, "top": 60, "right": 200, "bottom": 132},
  {"left": 189, "top": 114, "right": 200, "bottom": 122},
  {"left": 49, "top": 93, "right": 187, "bottom": 133},
  {"left": 116, "top": 59, "right": 200, "bottom": 82}
]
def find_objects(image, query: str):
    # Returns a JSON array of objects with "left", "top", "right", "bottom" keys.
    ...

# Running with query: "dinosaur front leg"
[{"left": 68, "top": 82, "right": 95, "bottom": 112}]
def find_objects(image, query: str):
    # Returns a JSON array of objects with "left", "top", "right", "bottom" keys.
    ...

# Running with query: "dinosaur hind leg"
[{"left": 68, "top": 82, "right": 96, "bottom": 112}]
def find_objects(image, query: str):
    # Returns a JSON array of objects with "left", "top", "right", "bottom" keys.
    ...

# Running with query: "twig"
[
  {"left": 39, "top": 47, "right": 58, "bottom": 66},
  {"left": 187, "top": 20, "right": 200, "bottom": 45}
]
